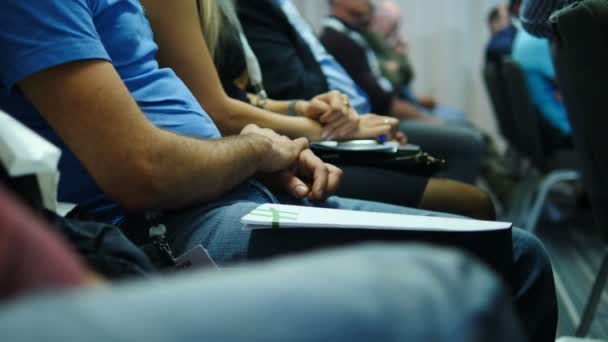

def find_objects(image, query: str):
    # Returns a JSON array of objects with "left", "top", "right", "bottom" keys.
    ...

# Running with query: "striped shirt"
[{"left": 520, "top": 0, "right": 576, "bottom": 37}]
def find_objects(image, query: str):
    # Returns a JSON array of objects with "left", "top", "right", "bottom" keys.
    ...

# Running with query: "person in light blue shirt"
[
  {"left": 512, "top": 29, "right": 572, "bottom": 136},
  {"left": 275, "top": 0, "right": 371, "bottom": 114}
]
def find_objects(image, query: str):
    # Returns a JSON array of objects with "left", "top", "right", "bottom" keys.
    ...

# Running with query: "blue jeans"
[
  {"left": 163, "top": 181, "right": 557, "bottom": 341},
  {"left": 0, "top": 244, "right": 524, "bottom": 341}
]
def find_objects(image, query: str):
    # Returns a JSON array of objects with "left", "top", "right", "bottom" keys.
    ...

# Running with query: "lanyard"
[{"left": 218, "top": 0, "right": 268, "bottom": 99}]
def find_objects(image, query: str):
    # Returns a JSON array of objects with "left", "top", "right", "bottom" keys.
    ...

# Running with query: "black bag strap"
[
  {"left": 310, "top": 146, "right": 446, "bottom": 178},
  {"left": 44, "top": 210, "right": 159, "bottom": 279},
  {"left": 66, "top": 206, "right": 178, "bottom": 271}
]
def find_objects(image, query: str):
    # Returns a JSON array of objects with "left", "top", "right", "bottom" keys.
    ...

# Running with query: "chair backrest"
[
  {"left": 0, "top": 165, "right": 44, "bottom": 212},
  {"left": 501, "top": 58, "right": 547, "bottom": 169},
  {"left": 483, "top": 61, "right": 522, "bottom": 152},
  {"left": 551, "top": 0, "right": 608, "bottom": 240}
]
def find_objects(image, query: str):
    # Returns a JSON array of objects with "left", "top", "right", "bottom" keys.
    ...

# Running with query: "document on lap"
[
  {"left": 242, "top": 204, "right": 513, "bottom": 273},
  {"left": 241, "top": 204, "right": 512, "bottom": 231}
]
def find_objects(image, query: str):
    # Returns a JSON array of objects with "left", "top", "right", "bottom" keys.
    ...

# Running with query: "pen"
[{"left": 378, "top": 135, "right": 387, "bottom": 144}]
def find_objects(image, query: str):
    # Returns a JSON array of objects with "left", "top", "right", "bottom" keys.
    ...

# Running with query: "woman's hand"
[
  {"left": 296, "top": 91, "right": 359, "bottom": 140},
  {"left": 358, "top": 115, "right": 408, "bottom": 144},
  {"left": 327, "top": 114, "right": 407, "bottom": 144},
  {"left": 355, "top": 114, "right": 407, "bottom": 143}
]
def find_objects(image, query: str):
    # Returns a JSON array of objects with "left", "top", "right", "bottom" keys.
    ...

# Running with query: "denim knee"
[
  {"left": 510, "top": 228, "right": 554, "bottom": 295},
  {"left": 509, "top": 228, "right": 558, "bottom": 340}
]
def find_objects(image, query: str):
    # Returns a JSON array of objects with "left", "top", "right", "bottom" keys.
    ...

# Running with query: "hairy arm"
[
  {"left": 141, "top": 0, "right": 324, "bottom": 141},
  {"left": 19, "top": 60, "right": 272, "bottom": 211}
]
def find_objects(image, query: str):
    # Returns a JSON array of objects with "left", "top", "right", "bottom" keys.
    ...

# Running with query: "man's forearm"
[
  {"left": 140, "top": 131, "right": 271, "bottom": 211},
  {"left": 18, "top": 58, "right": 274, "bottom": 213}
]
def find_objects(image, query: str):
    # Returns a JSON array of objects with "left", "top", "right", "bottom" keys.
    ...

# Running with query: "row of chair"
[
  {"left": 484, "top": 0, "right": 607, "bottom": 337},
  {"left": 551, "top": 0, "right": 608, "bottom": 337},
  {"left": 484, "top": 56, "right": 579, "bottom": 232}
]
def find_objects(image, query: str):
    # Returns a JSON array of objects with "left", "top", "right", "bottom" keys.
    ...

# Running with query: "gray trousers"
[
  {"left": 400, "top": 120, "right": 485, "bottom": 184},
  {"left": 0, "top": 244, "right": 524, "bottom": 342}
]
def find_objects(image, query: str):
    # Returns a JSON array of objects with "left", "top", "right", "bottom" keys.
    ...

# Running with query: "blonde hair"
[{"left": 198, "top": 0, "right": 223, "bottom": 59}]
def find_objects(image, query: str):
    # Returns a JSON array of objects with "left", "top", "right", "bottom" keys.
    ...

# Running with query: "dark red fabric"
[{"left": 0, "top": 185, "right": 88, "bottom": 301}]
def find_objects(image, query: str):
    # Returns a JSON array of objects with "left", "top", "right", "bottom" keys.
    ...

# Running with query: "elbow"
[
  {"left": 98, "top": 153, "right": 170, "bottom": 211},
  {"left": 213, "top": 110, "right": 243, "bottom": 136}
]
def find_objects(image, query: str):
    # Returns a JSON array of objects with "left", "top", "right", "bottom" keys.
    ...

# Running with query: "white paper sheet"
[
  {"left": 242, "top": 204, "right": 512, "bottom": 232},
  {"left": 0, "top": 110, "right": 61, "bottom": 211}
]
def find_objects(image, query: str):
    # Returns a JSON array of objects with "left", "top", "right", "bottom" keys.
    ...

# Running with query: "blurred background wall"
[{"left": 293, "top": 0, "right": 506, "bottom": 149}]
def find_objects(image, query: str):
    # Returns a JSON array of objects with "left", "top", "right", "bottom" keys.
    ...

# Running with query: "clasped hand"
[
  {"left": 297, "top": 91, "right": 406, "bottom": 143},
  {"left": 241, "top": 124, "right": 343, "bottom": 202}
]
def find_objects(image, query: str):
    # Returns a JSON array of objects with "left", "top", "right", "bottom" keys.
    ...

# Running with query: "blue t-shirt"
[
  {"left": 0, "top": 0, "right": 222, "bottom": 221},
  {"left": 511, "top": 29, "right": 571, "bottom": 135}
]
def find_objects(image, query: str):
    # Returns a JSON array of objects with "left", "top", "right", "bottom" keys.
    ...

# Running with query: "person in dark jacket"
[
  {"left": 486, "top": 4, "right": 519, "bottom": 64},
  {"left": 238, "top": 0, "right": 487, "bottom": 185}
]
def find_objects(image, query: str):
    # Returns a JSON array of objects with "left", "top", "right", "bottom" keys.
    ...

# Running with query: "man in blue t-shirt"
[
  {"left": 512, "top": 29, "right": 572, "bottom": 139},
  {"left": 0, "top": 1, "right": 557, "bottom": 339}
]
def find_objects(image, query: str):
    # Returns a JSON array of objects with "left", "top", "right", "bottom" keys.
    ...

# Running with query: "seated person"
[
  {"left": 0, "top": 184, "right": 523, "bottom": 342},
  {"left": 0, "top": 184, "right": 525, "bottom": 342},
  {"left": 237, "top": 0, "right": 486, "bottom": 185},
  {"left": 145, "top": 0, "right": 497, "bottom": 218},
  {"left": 518, "top": 0, "right": 579, "bottom": 148},
  {"left": 511, "top": 28, "right": 572, "bottom": 145},
  {"left": 363, "top": 0, "right": 516, "bottom": 200},
  {"left": 320, "top": 0, "right": 438, "bottom": 123},
  {"left": 486, "top": 2, "right": 520, "bottom": 64},
  {"left": 366, "top": 0, "right": 467, "bottom": 123},
  {"left": 168, "top": 2, "right": 390, "bottom": 144},
  {"left": 0, "top": 1, "right": 556, "bottom": 340}
]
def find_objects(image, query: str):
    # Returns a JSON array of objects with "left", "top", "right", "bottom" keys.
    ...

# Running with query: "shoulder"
[
  {"left": 512, "top": 30, "right": 552, "bottom": 70},
  {"left": 0, "top": 0, "right": 107, "bottom": 90}
]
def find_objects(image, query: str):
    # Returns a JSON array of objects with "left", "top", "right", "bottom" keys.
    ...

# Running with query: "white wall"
[{"left": 293, "top": 0, "right": 507, "bottom": 149}]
